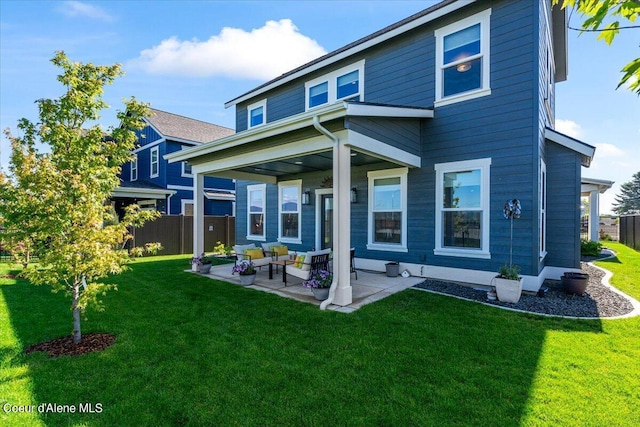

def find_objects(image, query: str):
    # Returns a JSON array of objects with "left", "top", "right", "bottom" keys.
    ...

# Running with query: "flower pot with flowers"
[
  {"left": 192, "top": 253, "right": 214, "bottom": 274},
  {"left": 302, "top": 269, "right": 333, "bottom": 300},
  {"left": 493, "top": 199, "right": 524, "bottom": 303},
  {"left": 232, "top": 260, "right": 257, "bottom": 286}
]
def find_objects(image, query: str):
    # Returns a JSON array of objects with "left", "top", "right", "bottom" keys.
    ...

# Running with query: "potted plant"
[
  {"left": 192, "top": 253, "right": 214, "bottom": 274},
  {"left": 302, "top": 269, "right": 332, "bottom": 300},
  {"left": 212, "top": 241, "right": 234, "bottom": 259},
  {"left": 232, "top": 260, "right": 256, "bottom": 286},
  {"left": 494, "top": 199, "right": 524, "bottom": 303}
]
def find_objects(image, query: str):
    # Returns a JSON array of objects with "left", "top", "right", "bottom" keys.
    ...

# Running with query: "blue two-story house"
[
  {"left": 167, "top": 0, "right": 595, "bottom": 307},
  {"left": 115, "top": 108, "right": 235, "bottom": 217}
]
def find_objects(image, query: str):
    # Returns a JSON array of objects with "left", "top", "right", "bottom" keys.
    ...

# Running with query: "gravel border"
[{"left": 413, "top": 252, "right": 640, "bottom": 319}]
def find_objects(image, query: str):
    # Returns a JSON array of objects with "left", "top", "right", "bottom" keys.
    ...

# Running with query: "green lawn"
[{"left": 1, "top": 242, "right": 639, "bottom": 426}]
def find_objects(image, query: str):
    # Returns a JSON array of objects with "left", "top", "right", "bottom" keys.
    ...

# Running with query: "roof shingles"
[{"left": 145, "top": 108, "right": 234, "bottom": 143}]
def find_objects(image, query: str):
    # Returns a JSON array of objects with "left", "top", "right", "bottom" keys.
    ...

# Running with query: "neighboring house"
[
  {"left": 114, "top": 108, "right": 235, "bottom": 217},
  {"left": 167, "top": 0, "right": 596, "bottom": 307}
]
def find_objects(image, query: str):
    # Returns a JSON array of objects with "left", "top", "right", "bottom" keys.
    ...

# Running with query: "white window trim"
[
  {"left": 367, "top": 167, "right": 408, "bottom": 253},
  {"left": 434, "top": 158, "right": 491, "bottom": 259},
  {"left": 130, "top": 154, "right": 138, "bottom": 181},
  {"left": 305, "top": 60, "right": 365, "bottom": 111},
  {"left": 434, "top": 9, "right": 491, "bottom": 107},
  {"left": 540, "top": 159, "right": 547, "bottom": 259},
  {"left": 150, "top": 146, "right": 159, "bottom": 178},
  {"left": 182, "top": 162, "right": 193, "bottom": 178},
  {"left": 247, "top": 99, "right": 267, "bottom": 129},
  {"left": 278, "top": 179, "right": 302, "bottom": 244},
  {"left": 247, "top": 184, "right": 266, "bottom": 241}
]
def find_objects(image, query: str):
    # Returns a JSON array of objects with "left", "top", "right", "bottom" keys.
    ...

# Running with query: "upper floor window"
[
  {"left": 305, "top": 60, "right": 365, "bottom": 110},
  {"left": 182, "top": 161, "right": 193, "bottom": 177},
  {"left": 434, "top": 158, "right": 491, "bottom": 258},
  {"left": 150, "top": 147, "right": 159, "bottom": 178},
  {"left": 434, "top": 9, "right": 491, "bottom": 106},
  {"left": 247, "top": 184, "right": 266, "bottom": 241},
  {"left": 130, "top": 154, "right": 138, "bottom": 181},
  {"left": 278, "top": 180, "right": 302, "bottom": 244},
  {"left": 367, "top": 168, "right": 408, "bottom": 252},
  {"left": 247, "top": 99, "right": 266, "bottom": 128}
]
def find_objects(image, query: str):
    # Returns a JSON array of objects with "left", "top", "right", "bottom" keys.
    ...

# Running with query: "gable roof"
[
  {"left": 224, "top": 0, "right": 467, "bottom": 108},
  {"left": 145, "top": 108, "right": 234, "bottom": 144},
  {"left": 545, "top": 127, "right": 595, "bottom": 167}
]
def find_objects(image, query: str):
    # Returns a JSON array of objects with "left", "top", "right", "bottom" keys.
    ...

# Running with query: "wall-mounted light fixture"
[
  {"left": 301, "top": 189, "right": 311, "bottom": 205},
  {"left": 350, "top": 187, "right": 357, "bottom": 204}
]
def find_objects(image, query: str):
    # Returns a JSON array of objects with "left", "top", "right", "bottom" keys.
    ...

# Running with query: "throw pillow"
[
  {"left": 294, "top": 255, "right": 305, "bottom": 268},
  {"left": 244, "top": 248, "right": 264, "bottom": 260},
  {"left": 273, "top": 245, "right": 288, "bottom": 257}
]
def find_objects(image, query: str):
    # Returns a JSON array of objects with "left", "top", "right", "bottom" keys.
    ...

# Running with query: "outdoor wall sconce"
[
  {"left": 301, "top": 190, "right": 311, "bottom": 205},
  {"left": 350, "top": 187, "right": 357, "bottom": 204}
]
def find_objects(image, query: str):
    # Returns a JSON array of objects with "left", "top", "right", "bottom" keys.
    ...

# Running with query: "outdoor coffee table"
[{"left": 269, "top": 259, "right": 295, "bottom": 283}]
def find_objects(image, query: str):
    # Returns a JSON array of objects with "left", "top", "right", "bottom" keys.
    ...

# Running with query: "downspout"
[{"left": 312, "top": 116, "right": 339, "bottom": 310}]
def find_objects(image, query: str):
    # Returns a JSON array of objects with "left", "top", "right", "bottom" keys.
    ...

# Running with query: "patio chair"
[{"left": 284, "top": 248, "right": 331, "bottom": 285}]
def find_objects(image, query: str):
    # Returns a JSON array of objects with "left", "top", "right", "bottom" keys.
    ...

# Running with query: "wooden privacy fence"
[
  {"left": 619, "top": 215, "right": 640, "bottom": 251},
  {"left": 130, "top": 215, "right": 235, "bottom": 255}
]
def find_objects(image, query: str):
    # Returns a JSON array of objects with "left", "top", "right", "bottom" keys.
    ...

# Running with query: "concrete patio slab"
[{"left": 197, "top": 263, "right": 425, "bottom": 312}]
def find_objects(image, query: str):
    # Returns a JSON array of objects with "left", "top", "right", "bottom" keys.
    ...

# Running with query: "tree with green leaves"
[
  {"left": 555, "top": 0, "right": 640, "bottom": 95},
  {"left": 612, "top": 171, "right": 640, "bottom": 215},
  {"left": 0, "top": 51, "right": 159, "bottom": 344}
]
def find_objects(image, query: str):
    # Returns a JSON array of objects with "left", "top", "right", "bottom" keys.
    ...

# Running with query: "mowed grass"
[{"left": 1, "top": 243, "right": 639, "bottom": 426}]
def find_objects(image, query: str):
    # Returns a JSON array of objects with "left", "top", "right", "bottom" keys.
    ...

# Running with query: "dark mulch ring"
[
  {"left": 25, "top": 333, "right": 116, "bottom": 358},
  {"left": 414, "top": 254, "right": 635, "bottom": 318}
]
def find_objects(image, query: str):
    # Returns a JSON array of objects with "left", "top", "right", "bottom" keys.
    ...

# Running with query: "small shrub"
[
  {"left": 581, "top": 239, "right": 603, "bottom": 256},
  {"left": 497, "top": 264, "right": 520, "bottom": 280}
]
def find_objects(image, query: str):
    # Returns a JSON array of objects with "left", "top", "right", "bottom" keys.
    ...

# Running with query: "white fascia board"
[
  {"left": 191, "top": 132, "right": 338, "bottom": 176},
  {"left": 112, "top": 187, "right": 176, "bottom": 199},
  {"left": 545, "top": 128, "right": 595, "bottom": 160},
  {"left": 347, "top": 130, "right": 421, "bottom": 168},
  {"left": 165, "top": 102, "right": 347, "bottom": 164},
  {"left": 345, "top": 103, "right": 434, "bottom": 118},
  {"left": 224, "top": 0, "right": 475, "bottom": 108}
]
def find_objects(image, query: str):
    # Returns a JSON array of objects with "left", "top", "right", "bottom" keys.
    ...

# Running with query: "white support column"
[
  {"left": 589, "top": 189, "right": 600, "bottom": 241},
  {"left": 192, "top": 172, "right": 205, "bottom": 271},
  {"left": 332, "top": 141, "right": 352, "bottom": 306}
]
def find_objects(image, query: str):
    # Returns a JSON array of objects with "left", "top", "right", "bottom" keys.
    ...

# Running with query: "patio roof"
[
  {"left": 113, "top": 180, "right": 176, "bottom": 199},
  {"left": 165, "top": 102, "right": 432, "bottom": 182}
]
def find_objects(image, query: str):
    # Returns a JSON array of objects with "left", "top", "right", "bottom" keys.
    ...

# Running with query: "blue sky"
[{"left": 1, "top": 0, "right": 638, "bottom": 214}]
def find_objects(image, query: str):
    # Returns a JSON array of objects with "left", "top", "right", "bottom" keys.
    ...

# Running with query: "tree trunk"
[{"left": 72, "top": 280, "right": 82, "bottom": 344}]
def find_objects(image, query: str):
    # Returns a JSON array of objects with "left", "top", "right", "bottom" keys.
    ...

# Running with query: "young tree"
[
  {"left": 0, "top": 51, "right": 158, "bottom": 344},
  {"left": 612, "top": 171, "right": 640, "bottom": 215},
  {"left": 555, "top": 0, "right": 640, "bottom": 95}
]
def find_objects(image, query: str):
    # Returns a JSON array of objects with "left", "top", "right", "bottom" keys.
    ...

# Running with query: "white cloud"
[
  {"left": 555, "top": 119, "right": 582, "bottom": 139},
  {"left": 128, "top": 19, "right": 327, "bottom": 81},
  {"left": 59, "top": 1, "right": 114, "bottom": 22},
  {"left": 593, "top": 142, "right": 624, "bottom": 158}
]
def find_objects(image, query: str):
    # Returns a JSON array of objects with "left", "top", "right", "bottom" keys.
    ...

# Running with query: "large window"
[
  {"left": 434, "top": 9, "right": 491, "bottom": 106},
  {"left": 305, "top": 60, "right": 365, "bottom": 110},
  {"left": 368, "top": 168, "right": 408, "bottom": 252},
  {"left": 150, "top": 147, "right": 159, "bottom": 178},
  {"left": 247, "top": 184, "right": 266, "bottom": 240},
  {"left": 247, "top": 99, "right": 266, "bottom": 128},
  {"left": 130, "top": 154, "right": 138, "bottom": 181},
  {"left": 435, "top": 158, "right": 491, "bottom": 258},
  {"left": 278, "top": 180, "right": 302, "bottom": 243}
]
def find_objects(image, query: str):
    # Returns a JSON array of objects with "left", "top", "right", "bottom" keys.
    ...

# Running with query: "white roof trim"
[
  {"left": 112, "top": 187, "right": 176, "bottom": 199},
  {"left": 544, "top": 128, "right": 595, "bottom": 167},
  {"left": 165, "top": 102, "right": 433, "bottom": 165},
  {"left": 345, "top": 103, "right": 434, "bottom": 118},
  {"left": 224, "top": 0, "right": 475, "bottom": 108},
  {"left": 581, "top": 177, "right": 614, "bottom": 194}
]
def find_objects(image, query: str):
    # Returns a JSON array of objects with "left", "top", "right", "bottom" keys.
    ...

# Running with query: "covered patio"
[
  {"left": 200, "top": 262, "right": 425, "bottom": 313},
  {"left": 166, "top": 101, "right": 433, "bottom": 309}
]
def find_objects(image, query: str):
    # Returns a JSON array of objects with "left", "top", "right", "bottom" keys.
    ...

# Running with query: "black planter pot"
[{"left": 562, "top": 272, "right": 589, "bottom": 296}]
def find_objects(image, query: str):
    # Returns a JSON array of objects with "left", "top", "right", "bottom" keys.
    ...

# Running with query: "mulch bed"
[{"left": 25, "top": 333, "right": 116, "bottom": 358}]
